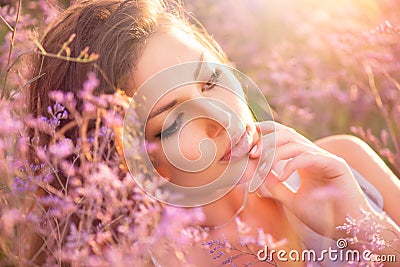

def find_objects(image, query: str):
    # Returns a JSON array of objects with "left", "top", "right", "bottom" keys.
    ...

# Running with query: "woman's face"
[{"left": 133, "top": 28, "right": 262, "bottom": 188}]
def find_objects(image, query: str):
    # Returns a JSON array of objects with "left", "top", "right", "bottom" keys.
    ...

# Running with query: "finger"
[
  {"left": 257, "top": 121, "right": 284, "bottom": 134},
  {"left": 248, "top": 151, "right": 274, "bottom": 193},
  {"left": 258, "top": 121, "right": 313, "bottom": 146},
  {"left": 250, "top": 135, "right": 310, "bottom": 192},
  {"left": 259, "top": 132, "right": 322, "bottom": 170},
  {"left": 254, "top": 133, "right": 306, "bottom": 182},
  {"left": 261, "top": 130, "right": 292, "bottom": 148},
  {"left": 278, "top": 151, "right": 340, "bottom": 182},
  {"left": 259, "top": 129, "right": 306, "bottom": 155},
  {"left": 262, "top": 169, "right": 295, "bottom": 208},
  {"left": 256, "top": 120, "right": 275, "bottom": 134},
  {"left": 273, "top": 140, "right": 321, "bottom": 166}
]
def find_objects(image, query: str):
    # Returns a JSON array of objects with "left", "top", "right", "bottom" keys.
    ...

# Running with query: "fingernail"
[{"left": 250, "top": 144, "right": 258, "bottom": 155}]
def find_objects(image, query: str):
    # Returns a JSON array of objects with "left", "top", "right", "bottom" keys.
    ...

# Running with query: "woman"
[{"left": 29, "top": 0, "right": 400, "bottom": 266}]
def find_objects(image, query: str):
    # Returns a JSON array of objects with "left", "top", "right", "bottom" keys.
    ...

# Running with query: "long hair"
[
  {"left": 27, "top": 0, "right": 228, "bottom": 263},
  {"left": 29, "top": 0, "right": 228, "bottom": 120}
]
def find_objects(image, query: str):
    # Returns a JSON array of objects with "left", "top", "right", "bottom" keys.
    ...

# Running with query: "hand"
[{"left": 256, "top": 121, "right": 374, "bottom": 238}]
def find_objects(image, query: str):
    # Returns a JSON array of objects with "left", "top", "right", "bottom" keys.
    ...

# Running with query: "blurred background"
[{"left": 0, "top": 2, "right": 398, "bottom": 266}]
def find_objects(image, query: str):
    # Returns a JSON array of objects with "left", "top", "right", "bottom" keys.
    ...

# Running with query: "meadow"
[{"left": 0, "top": 0, "right": 398, "bottom": 266}]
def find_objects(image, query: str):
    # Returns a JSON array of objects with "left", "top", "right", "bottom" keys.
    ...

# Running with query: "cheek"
[
  {"left": 147, "top": 148, "right": 169, "bottom": 177},
  {"left": 236, "top": 100, "right": 254, "bottom": 121},
  {"left": 178, "top": 128, "right": 203, "bottom": 161},
  {"left": 215, "top": 89, "right": 254, "bottom": 123},
  {"left": 148, "top": 129, "right": 206, "bottom": 179}
]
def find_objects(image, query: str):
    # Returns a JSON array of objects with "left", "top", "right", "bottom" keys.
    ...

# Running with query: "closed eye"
[{"left": 154, "top": 112, "right": 184, "bottom": 139}]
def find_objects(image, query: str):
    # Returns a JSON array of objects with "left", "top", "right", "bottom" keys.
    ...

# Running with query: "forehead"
[
  {"left": 135, "top": 28, "right": 206, "bottom": 88},
  {"left": 131, "top": 29, "right": 212, "bottom": 119}
]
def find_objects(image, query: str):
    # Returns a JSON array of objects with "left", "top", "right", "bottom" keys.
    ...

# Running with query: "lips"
[{"left": 220, "top": 126, "right": 255, "bottom": 162}]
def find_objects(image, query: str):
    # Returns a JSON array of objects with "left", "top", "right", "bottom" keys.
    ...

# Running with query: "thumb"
[{"left": 263, "top": 170, "right": 295, "bottom": 208}]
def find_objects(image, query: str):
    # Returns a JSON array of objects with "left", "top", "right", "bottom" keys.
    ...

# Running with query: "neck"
[
  {"left": 199, "top": 184, "right": 284, "bottom": 233},
  {"left": 200, "top": 183, "right": 249, "bottom": 229}
]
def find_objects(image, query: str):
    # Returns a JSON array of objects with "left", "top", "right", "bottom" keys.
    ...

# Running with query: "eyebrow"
[
  {"left": 148, "top": 52, "right": 205, "bottom": 120},
  {"left": 148, "top": 99, "right": 178, "bottom": 119}
]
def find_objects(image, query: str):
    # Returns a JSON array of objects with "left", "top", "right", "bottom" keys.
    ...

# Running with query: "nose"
[
  {"left": 204, "top": 100, "right": 231, "bottom": 129},
  {"left": 202, "top": 100, "right": 231, "bottom": 138},
  {"left": 177, "top": 97, "right": 245, "bottom": 142}
]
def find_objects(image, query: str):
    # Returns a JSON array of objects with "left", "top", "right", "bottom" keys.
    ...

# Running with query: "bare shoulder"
[
  {"left": 314, "top": 134, "right": 398, "bottom": 185},
  {"left": 314, "top": 134, "right": 374, "bottom": 153},
  {"left": 315, "top": 134, "right": 400, "bottom": 225},
  {"left": 314, "top": 134, "right": 397, "bottom": 178}
]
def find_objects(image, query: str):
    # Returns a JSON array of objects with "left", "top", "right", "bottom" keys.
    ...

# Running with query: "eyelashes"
[
  {"left": 154, "top": 68, "right": 222, "bottom": 140},
  {"left": 202, "top": 67, "right": 221, "bottom": 92},
  {"left": 155, "top": 112, "right": 184, "bottom": 139}
]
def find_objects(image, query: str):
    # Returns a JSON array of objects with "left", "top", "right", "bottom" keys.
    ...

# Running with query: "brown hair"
[
  {"left": 29, "top": 0, "right": 227, "bottom": 119},
  {"left": 27, "top": 1, "right": 228, "bottom": 263}
]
